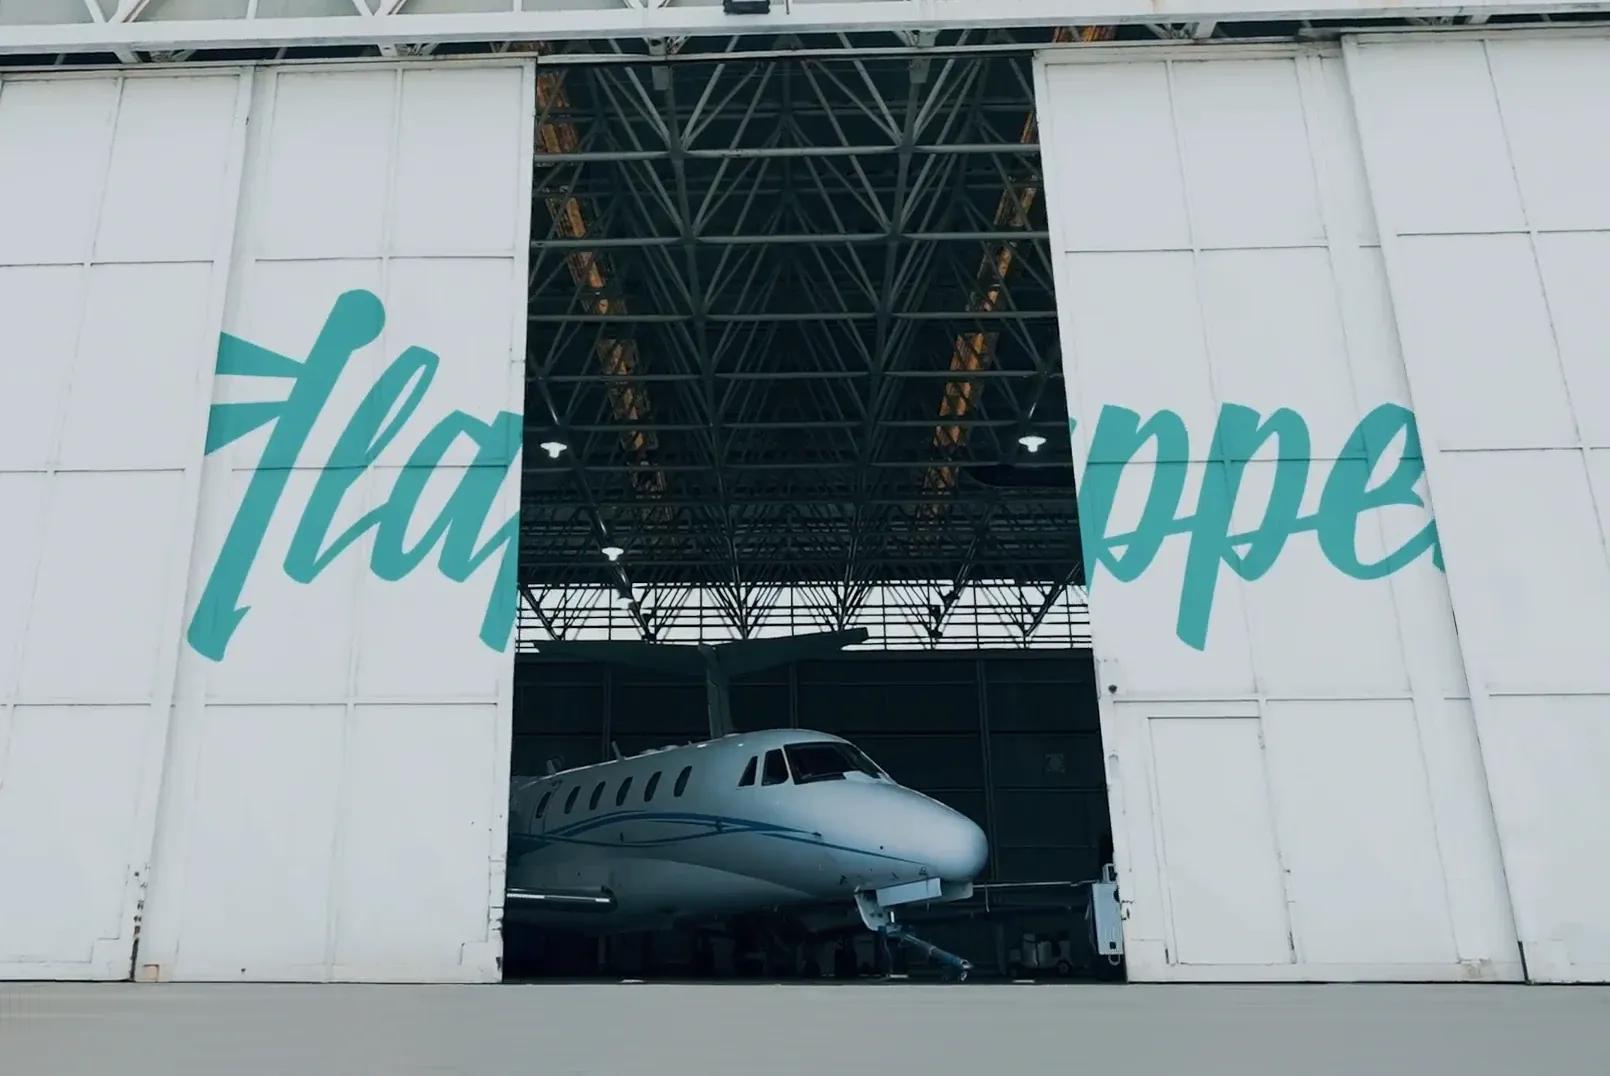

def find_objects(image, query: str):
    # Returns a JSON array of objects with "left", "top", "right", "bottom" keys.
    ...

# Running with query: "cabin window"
[
  {"left": 644, "top": 772, "right": 661, "bottom": 802},
  {"left": 738, "top": 756, "right": 757, "bottom": 787},
  {"left": 762, "top": 748, "right": 789, "bottom": 786},
  {"left": 564, "top": 786, "right": 580, "bottom": 814},
  {"left": 534, "top": 790, "right": 553, "bottom": 819},
  {"left": 589, "top": 782, "right": 605, "bottom": 811},
  {"left": 616, "top": 776, "right": 633, "bottom": 807},
  {"left": 674, "top": 766, "right": 692, "bottom": 797}
]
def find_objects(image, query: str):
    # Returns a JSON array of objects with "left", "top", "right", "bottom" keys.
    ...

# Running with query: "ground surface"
[{"left": 3, "top": 982, "right": 1607, "bottom": 1075}]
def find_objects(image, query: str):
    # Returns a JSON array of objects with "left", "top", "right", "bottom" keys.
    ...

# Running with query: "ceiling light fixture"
[
  {"left": 601, "top": 545, "right": 624, "bottom": 562},
  {"left": 1017, "top": 434, "right": 1048, "bottom": 453},
  {"left": 539, "top": 440, "right": 568, "bottom": 459}
]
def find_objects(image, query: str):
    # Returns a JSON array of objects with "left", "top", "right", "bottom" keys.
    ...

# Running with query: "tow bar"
[
  {"left": 855, "top": 890, "right": 973, "bottom": 982},
  {"left": 885, "top": 923, "right": 973, "bottom": 981}
]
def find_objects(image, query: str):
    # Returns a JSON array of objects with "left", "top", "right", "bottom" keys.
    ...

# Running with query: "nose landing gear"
[{"left": 854, "top": 890, "right": 973, "bottom": 982}]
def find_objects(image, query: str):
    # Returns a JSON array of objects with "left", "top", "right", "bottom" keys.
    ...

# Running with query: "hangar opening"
[{"left": 504, "top": 35, "right": 1120, "bottom": 983}]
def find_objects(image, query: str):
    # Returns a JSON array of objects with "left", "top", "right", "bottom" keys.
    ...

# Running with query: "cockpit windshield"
[{"left": 784, "top": 741, "right": 884, "bottom": 784}]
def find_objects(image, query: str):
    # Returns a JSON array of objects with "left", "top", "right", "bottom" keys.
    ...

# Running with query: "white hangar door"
[
  {"left": 1346, "top": 33, "right": 1610, "bottom": 983},
  {"left": 130, "top": 61, "right": 535, "bottom": 983},
  {"left": 1034, "top": 47, "right": 1522, "bottom": 981},
  {"left": 0, "top": 70, "right": 251, "bottom": 980}
]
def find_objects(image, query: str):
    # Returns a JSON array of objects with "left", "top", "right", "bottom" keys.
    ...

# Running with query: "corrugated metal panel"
[
  {"left": 1346, "top": 32, "right": 1610, "bottom": 984},
  {"left": 1034, "top": 44, "right": 1523, "bottom": 981},
  {"left": 0, "top": 70, "right": 252, "bottom": 979}
]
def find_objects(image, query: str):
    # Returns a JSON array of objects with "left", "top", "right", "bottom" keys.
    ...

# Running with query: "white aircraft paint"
[{"left": 506, "top": 729, "right": 988, "bottom": 934}]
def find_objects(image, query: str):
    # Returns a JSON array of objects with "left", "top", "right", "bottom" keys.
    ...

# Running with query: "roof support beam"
[
  {"left": 1, "top": 3, "right": 1586, "bottom": 57},
  {"left": 520, "top": 49, "right": 1081, "bottom": 643},
  {"left": 83, "top": 0, "right": 139, "bottom": 63},
  {"left": 527, "top": 231, "right": 1049, "bottom": 249}
]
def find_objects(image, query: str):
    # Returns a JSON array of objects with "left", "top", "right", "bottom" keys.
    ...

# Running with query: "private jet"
[
  {"left": 505, "top": 629, "right": 996, "bottom": 976},
  {"left": 505, "top": 727, "right": 990, "bottom": 977}
]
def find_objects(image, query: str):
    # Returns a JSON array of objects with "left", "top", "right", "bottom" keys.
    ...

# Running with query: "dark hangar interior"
[{"left": 510, "top": 31, "right": 1113, "bottom": 982}]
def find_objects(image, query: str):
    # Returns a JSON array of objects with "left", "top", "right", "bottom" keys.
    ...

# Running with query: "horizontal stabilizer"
[
  {"left": 533, "top": 628, "right": 868, "bottom": 678},
  {"left": 531, "top": 639, "right": 704, "bottom": 676},
  {"left": 707, "top": 628, "right": 870, "bottom": 676},
  {"left": 533, "top": 629, "right": 868, "bottom": 741}
]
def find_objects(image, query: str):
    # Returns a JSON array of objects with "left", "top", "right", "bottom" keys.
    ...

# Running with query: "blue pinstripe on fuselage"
[{"left": 508, "top": 808, "right": 925, "bottom": 868}]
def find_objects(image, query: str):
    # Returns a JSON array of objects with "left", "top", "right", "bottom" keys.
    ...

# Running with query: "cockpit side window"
[
  {"left": 564, "top": 786, "right": 580, "bottom": 814},
  {"left": 589, "top": 782, "right": 605, "bottom": 811},
  {"left": 644, "top": 771, "right": 661, "bottom": 802},
  {"left": 615, "top": 776, "right": 633, "bottom": 807},
  {"left": 534, "top": 790, "right": 554, "bottom": 820},
  {"left": 738, "top": 756, "right": 757, "bottom": 788},
  {"left": 785, "top": 741, "right": 884, "bottom": 784},
  {"left": 762, "top": 748, "right": 789, "bottom": 786},
  {"left": 844, "top": 743, "right": 883, "bottom": 776},
  {"left": 674, "top": 766, "right": 692, "bottom": 797}
]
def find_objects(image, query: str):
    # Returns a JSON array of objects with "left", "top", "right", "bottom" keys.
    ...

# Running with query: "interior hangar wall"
[
  {"left": 0, "top": 60, "right": 535, "bottom": 982},
  {"left": 1035, "top": 41, "right": 1530, "bottom": 982}
]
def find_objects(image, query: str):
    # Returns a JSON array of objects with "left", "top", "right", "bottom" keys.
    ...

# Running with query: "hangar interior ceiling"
[{"left": 517, "top": 33, "right": 1093, "bottom": 650}]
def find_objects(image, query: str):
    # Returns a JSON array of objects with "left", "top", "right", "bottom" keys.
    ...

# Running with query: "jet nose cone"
[{"left": 933, "top": 809, "right": 989, "bottom": 882}]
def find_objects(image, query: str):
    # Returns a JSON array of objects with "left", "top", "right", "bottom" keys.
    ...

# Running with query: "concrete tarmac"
[{"left": 3, "top": 982, "right": 1607, "bottom": 1076}]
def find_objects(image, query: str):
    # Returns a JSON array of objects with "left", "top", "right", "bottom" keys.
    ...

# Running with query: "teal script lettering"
[
  {"left": 186, "top": 289, "right": 521, "bottom": 662},
  {"left": 1074, "top": 401, "right": 1443, "bottom": 652},
  {"left": 183, "top": 290, "right": 1444, "bottom": 663}
]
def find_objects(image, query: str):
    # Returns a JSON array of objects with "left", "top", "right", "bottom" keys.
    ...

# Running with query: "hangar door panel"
[
  {"left": 1034, "top": 49, "right": 1520, "bottom": 981},
  {"left": 0, "top": 72, "right": 249, "bottom": 979},
  {"left": 135, "top": 62, "right": 534, "bottom": 982},
  {"left": 1347, "top": 35, "right": 1610, "bottom": 983},
  {"left": 0, "top": 71, "right": 249, "bottom": 985},
  {"left": 1148, "top": 717, "right": 1291, "bottom": 966}
]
